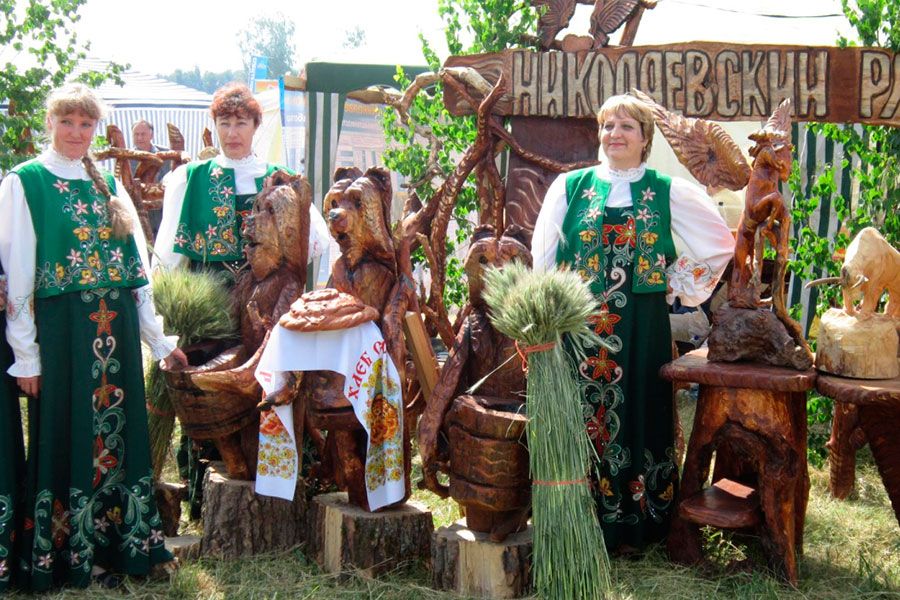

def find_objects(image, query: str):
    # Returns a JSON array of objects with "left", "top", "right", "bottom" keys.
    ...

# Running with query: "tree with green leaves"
[
  {"left": 788, "top": 0, "right": 900, "bottom": 463},
  {"left": 160, "top": 67, "right": 244, "bottom": 94},
  {"left": 237, "top": 14, "right": 297, "bottom": 79},
  {"left": 380, "top": 0, "right": 539, "bottom": 309},
  {"left": 0, "top": 0, "right": 124, "bottom": 171}
]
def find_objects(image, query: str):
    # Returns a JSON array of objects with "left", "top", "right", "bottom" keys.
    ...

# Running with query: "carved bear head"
[
  {"left": 323, "top": 166, "right": 395, "bottom": 268},
  {"left": 242, "top": 170, "right": 312, "bottom": 281},
  {"left": 465, "top": 224, "right": 533, "bottom": 308}
]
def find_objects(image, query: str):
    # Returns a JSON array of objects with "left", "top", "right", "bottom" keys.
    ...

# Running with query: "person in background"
[
  {"left": 152, "top": 81, "right": 329, "bottom": 518},
  {"left": 531, "top": 93, "right": 734, "bottom": 554},
  {"left": 0, "top": 83, "right": 187, "bottom": 591},
  {"left": 131, "top": 119, "right": 170, "bottom": 235}
]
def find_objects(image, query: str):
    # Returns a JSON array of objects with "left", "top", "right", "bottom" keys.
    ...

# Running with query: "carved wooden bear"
[
  {"left": 164, "top": 173, "right": 311, "bottom": 480},
  {"left": 418, "top": 224, "right": 533, "bottom": 541},
  {"left": 296, "top": 166, "right": 413, "bottom": 510}
]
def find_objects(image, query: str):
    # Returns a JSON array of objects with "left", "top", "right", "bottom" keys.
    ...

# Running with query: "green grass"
[{"left": 12, "top": 398, "right": 900, "bottom": 599}]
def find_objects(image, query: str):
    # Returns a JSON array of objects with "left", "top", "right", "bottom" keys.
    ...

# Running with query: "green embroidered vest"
[
  {"left": 174, "top": 159, "right": 286, "bottom": 263},
  {"left": 557, "top": 167, "right": 676, "bottom": 294},
  {"left": 14, "top": 160, "right": 149, "bottom": 299}
]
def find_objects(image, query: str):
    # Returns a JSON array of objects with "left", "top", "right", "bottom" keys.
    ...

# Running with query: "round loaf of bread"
[{"left": 279, "top": 288, "right": 379, "bottom": 332}]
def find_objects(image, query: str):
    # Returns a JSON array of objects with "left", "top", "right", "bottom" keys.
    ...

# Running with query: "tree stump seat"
[
  {"left": 816, "top": 373, "right": 900, "bottom": 526},
  {"left": 661, "top": 348, "right": 816, "bottom": 586},
  {"left": 679, "top": 478, "right": 760, "bottom": 529},
  {"left": 305, "top": 492, "right": 433, "bottom": 577}
]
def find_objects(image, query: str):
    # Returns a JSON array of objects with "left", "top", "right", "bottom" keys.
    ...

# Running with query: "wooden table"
[
  {"left": 661, "top": 348, "right": 817, "bottom": 586},
  {"left": 817, "top": 373, "right": 900, "bottom": 525}
]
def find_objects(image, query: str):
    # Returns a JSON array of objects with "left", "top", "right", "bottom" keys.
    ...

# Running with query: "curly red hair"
[{"left": 210, "top": 83, "right": 262, "bottom": 126}]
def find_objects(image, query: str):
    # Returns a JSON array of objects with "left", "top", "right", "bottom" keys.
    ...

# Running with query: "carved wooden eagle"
[
  {"left": 532, "top": 0, "right": 657, "bottom": 49},
  {"left": 632, "top": 90, "right": 752, "bottom": 191}
]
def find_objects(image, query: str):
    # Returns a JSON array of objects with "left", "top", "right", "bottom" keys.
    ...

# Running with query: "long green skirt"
[
  {"left": 0, "top": 313, "right": 24, "bottom": 592},
  {"left": 19, "top": 287, "right": 171, "bottom": 591},
  {"left": 577, "top": 207, "right": 678, "bottom": 550}
]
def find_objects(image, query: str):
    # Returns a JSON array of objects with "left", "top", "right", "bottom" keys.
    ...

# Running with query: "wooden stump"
[
  {"left": 305, "top": 492, "right": 433, "bottom": 577},
  {"left": 816, "top": 308, "right": 899, "bottom": 379},
  {"left": 200, "top": 461, "right": 308, "bottom": 558},
  {"left": 165, "top": 535, "right": 201, "bottom": 561},
  {"left": 431, "top": 521, "right": 532, "bottom": 599}
]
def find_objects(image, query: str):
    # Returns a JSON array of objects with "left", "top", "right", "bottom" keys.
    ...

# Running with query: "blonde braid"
[{"left": 81, "top": 156, "right": 133, "bottom": 239}]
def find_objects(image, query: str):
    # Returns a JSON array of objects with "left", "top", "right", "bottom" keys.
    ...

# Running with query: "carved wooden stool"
[
  {"left": 661, "top": 348, "right": 816, "bottom": 586},
  {"left": 816, "top": 373, "right": 900, "bottom": 525}
]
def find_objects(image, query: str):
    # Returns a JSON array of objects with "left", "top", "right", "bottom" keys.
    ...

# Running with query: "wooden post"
[{"left": 403, "top": 311, "right": 439, "bottom": 402}]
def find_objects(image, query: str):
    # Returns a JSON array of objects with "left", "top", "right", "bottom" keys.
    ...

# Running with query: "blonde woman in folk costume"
[
  {"left": 532, "top": 93, "right": 734, "bottom": 553},
  {"left": 152, "top": 82, "right": 329, "bottom": 278},
  {"left": 0, "top": 83, "right": 186, "bottom": 591}
]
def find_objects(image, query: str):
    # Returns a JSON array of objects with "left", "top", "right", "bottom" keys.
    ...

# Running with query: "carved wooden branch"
[
  {"left": 416, "top": 233, "right": 455, "bottom": 348},
  {"left": 428, "top": 72, "right": 508, "bottom": 280}
]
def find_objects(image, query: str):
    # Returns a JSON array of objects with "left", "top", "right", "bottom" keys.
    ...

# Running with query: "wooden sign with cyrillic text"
[{"left": 443, "top": 44, "right": 900, "bottom": 126}]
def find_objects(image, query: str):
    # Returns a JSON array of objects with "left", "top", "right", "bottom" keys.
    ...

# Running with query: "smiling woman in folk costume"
[
  {"left": 531, "top": 93, "right": 734, "bottom": 553},
  {"left": 152, "top": 82, "right": 329, "bottom": 279},
  {"left": 0, "top": 83, "right": 188, "bottom": 591},
  {"left": 151, "top": 82, "right": 329, "bottom": 519}
]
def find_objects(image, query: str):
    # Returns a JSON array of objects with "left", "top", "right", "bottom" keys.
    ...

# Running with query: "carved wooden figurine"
[
  {"left": 419, "top": 224, "right": 532, "bottom": 541},
  {"left": 532, "top": 0, "right": 657, "bottom": 50},
  {"left": 634, "top": 91, "right": 812, "bottom": 369},
  {"left": 163, "top": 173, "right": 312, "bottom": 479},
  {"left": 93, "top": 123, "right": 191, "bottom": 239},
  {"left": 808, "top": 227, "right": 900, "bottom": 379},
  {"left": 282, "top": 167, "right": 414, "bottom": 510}
]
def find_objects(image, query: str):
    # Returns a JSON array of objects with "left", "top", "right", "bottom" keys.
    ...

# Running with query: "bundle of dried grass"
[{"left": 483, "top": 262, "right": 611, "bottom": 599}]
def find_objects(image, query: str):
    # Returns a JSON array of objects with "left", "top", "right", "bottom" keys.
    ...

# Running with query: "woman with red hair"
[
  {"left": 154, "top": 82, "right": 328, "bottom": 279},
  {"left": 152, "top": 82, "right": 329, "bottom": 517}
]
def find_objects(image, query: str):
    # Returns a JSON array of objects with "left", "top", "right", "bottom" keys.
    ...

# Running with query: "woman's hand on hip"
[{"left": 17, "top": 376, "right": 40, "bottom": 398}]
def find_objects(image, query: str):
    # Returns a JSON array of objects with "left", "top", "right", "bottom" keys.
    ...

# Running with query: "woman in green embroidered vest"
[
  {"left": 532, "top": 93, "right": 734, "bottom": 554},
  {"left": 0, "top": 273, "right": 25, "bottom": 593},
  {"left": 0, "top": 83, "right": 188, "bottom": 591},
  {"left": 153, "top": 82, "right": 329, "bottom": 279},
  {"left": 151, "top": 82, "right": 329, "bottom": 519}
]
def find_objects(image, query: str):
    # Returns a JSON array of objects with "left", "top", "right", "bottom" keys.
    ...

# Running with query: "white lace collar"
[
  {"left": 41, "top": 147, "right": 87, "bottom": 170},
  {"left": 215, "top": 153, "right": 264, "bottom": 169},
  {"left": 600, "top": 162, "right": 647, "bottom": 183}
]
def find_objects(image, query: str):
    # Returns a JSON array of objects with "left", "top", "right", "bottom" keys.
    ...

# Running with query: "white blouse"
[
  {"left": 152, "top": 154, "right": 331, "bottom": 273},
  {"left": 532, "top": 163, "right": 735, "bottom": 307},
  {"left": 0, "top": 148, "right": 178, "bottom": 377}
]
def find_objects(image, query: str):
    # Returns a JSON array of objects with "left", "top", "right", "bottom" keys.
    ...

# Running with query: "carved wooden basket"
[
  {"left": 161, "top": 340, "right": 258, "bottom": 441},
  {"left": 446, "top": 394, "right": 530, "bottom": 539}
]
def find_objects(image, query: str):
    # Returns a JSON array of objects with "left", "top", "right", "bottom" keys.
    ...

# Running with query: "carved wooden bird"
[
  {"left": 532, "top": 0, "right": 656, "bottom": 49},
  {"left": 632, "top": 89, "right": 752, "bottom": 191}
]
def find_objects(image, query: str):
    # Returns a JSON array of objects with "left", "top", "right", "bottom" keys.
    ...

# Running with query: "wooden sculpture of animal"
[
  {"left": 417, "top": 224, "right": 533, "bottom": 541},
  {"left": 279, "top": 166, "right": 414, "bottom": 509},
  {"left": 808, "top": 227, "right": 900, "bottom": 319},
  {"left": 164, "top": 173, "right": 312, "bottom": 479},
  {"left": 634, "top": 91, "right": 810, "bottom": 355}
]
